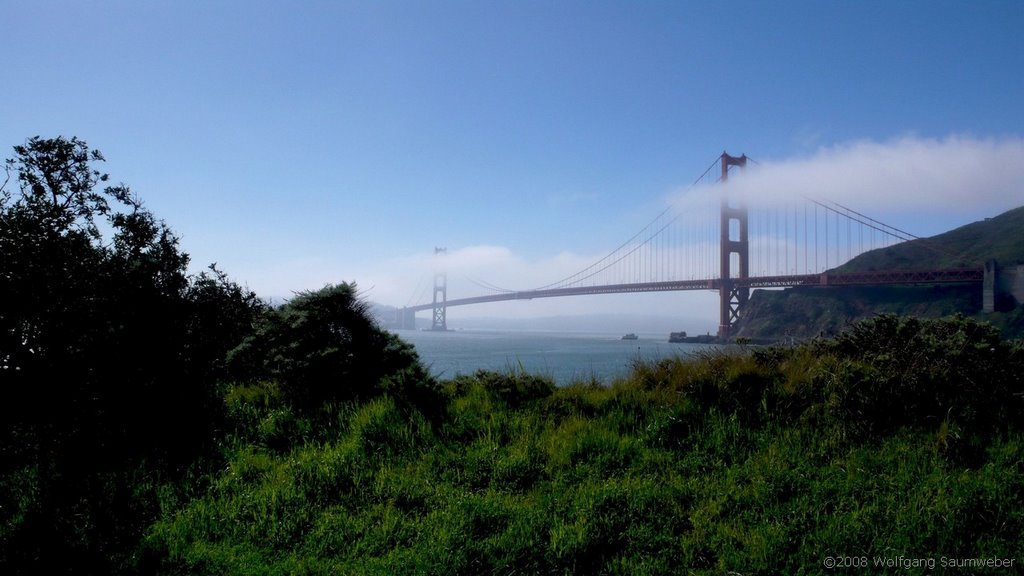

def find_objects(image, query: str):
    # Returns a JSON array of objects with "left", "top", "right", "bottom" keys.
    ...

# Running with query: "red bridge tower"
[{"left": 718, "top": 152, "right": 748, "bottom": 339}]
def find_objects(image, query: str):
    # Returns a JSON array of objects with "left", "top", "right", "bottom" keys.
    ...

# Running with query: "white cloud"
[{"left": 724, "top": 135, "right": 1024, "bottom": 215}]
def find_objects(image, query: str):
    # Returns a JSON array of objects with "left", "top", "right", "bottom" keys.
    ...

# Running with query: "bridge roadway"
[{"left": 404, "top": 267, "right": 984, "bottom": 313}]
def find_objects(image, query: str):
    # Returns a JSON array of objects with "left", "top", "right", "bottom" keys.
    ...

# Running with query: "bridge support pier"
[
  {"left": 396, "top": 307, "right": 417, "bottom": 330},
  {"left": 984, "top": 260, "right": 1024, "bottom": 313},
  {"left": 718, "top": 152, "right": 749, "bottom": 339},
  {"left": 984, "top": 260, "right": 997, "bottom": 313}
]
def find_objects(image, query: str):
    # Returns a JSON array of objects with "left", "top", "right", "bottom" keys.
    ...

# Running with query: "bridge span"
[
  {"left": 400, "top": 152, "right": 993, "bottom": 336},
  {"left": 397, "top": 267, "right": 985, "bottom": 331}
]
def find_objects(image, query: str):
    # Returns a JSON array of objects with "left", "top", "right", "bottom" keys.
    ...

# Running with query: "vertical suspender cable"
[
  {"left": 775, "top": 206, "right": 780, "bottom": 275},
  {"left": 795, "top": 204, "right": 799, "bottom": 274}
]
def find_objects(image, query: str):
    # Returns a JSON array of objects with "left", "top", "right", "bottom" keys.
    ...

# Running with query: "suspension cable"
[{"left": 532, "top": 155, "right": 722, "bottom": 290}]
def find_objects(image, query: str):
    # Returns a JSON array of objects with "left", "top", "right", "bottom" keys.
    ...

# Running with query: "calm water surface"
[{"left": 395, "top": 329, "right": 718, "bottom": 385}]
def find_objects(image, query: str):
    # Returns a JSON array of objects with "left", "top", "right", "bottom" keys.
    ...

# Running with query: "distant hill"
[
  {"left": 736, "top": 205, "right": 1024, "bottom": 340},
  {"left": 836, "top": 205, "right": 1024, "bottom": 272}
]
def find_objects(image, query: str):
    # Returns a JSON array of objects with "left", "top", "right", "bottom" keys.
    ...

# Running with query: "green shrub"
[
  {"left": 227, "top": 284, "right": 435, "bottom": 413},
  {"left": 813, "top": 314, "right": 1024, "bottom": 449}
]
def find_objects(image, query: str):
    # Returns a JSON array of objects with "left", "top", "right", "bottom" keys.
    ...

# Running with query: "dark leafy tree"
[
  {"left": 4, "top": 135, "right": 132, "bottom": 238},
  {"left": 184, "top": 264, "right": 269, "bottom": 384},
  {"left": 0, "top": 136, "right": 264, "bottom": 574}
]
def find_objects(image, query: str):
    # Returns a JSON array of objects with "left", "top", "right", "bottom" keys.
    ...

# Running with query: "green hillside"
[
  {"left": 737, "top": 205, "right": 1024, "bottom": 340},
  {"left": 836, "top": 205, "right": 1024, "bottom": 272}
]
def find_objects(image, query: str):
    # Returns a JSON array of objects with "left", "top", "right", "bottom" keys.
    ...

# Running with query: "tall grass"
[{"left": 143, "top": 315, "right": 1024, "bottom": 575}]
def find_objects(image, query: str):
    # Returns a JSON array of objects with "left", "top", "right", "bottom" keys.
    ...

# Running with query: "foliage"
[
  {"left": 444, "top": 369, "right": 556, "bottom": 409},
  {"left": 145, "top": 314, "right": 1024, "bottom": 575},
  {"left": 0, "top": 137, "right": 265, "bottom": 574},
  {"left": 3, "top": 136, "right": 131, "bottom": 238},
  {"left": 227, "top": 283, "right": 437, "bottom": 415},
  {"left": 811, "top": 314, "right": 1022, "bottom": 441},
  {"left": 185, "top": 264, "right": 269, "bottom": 384}
]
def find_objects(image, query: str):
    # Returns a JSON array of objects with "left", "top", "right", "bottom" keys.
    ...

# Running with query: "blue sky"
[{"left": 3, "top": 1, "right": 1023, "bottom": 329}]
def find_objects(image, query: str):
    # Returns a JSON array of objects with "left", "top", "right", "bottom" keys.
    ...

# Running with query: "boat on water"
[
  {"left": 669, "top": 331, "right": 717, "bottom": 343},
  {"left": 621, "top": 333, "right": 638, "bottom": 340}
]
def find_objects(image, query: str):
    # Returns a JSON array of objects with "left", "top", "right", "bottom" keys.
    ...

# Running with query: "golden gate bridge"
[{"left": 398, "top": 152, "right": 984, "bottom": 338}]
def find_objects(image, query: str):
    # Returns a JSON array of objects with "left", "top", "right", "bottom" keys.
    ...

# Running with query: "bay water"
[{"left": 395, "top": 329, "right": 719, "bottom": 385}]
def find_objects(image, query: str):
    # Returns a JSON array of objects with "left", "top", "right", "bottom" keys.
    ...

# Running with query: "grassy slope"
[
  {"left": 142, "top": 316, "right": 1024, "bottom": 576},
  {"left": 837, "top": 205, "right": 1024, "bottom": 272}
]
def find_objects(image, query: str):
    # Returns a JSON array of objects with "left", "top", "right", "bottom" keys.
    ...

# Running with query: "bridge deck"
[{"left": 405, "top": 268, "right": 983, "bottom": 313}]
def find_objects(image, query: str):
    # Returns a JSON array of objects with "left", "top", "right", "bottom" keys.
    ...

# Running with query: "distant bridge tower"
[
  {"left": 718, "top": 152, "right": 749, "bottom": 339},
  {"left": 432, "top": 247, "right": 448, "bottom": 331}
]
